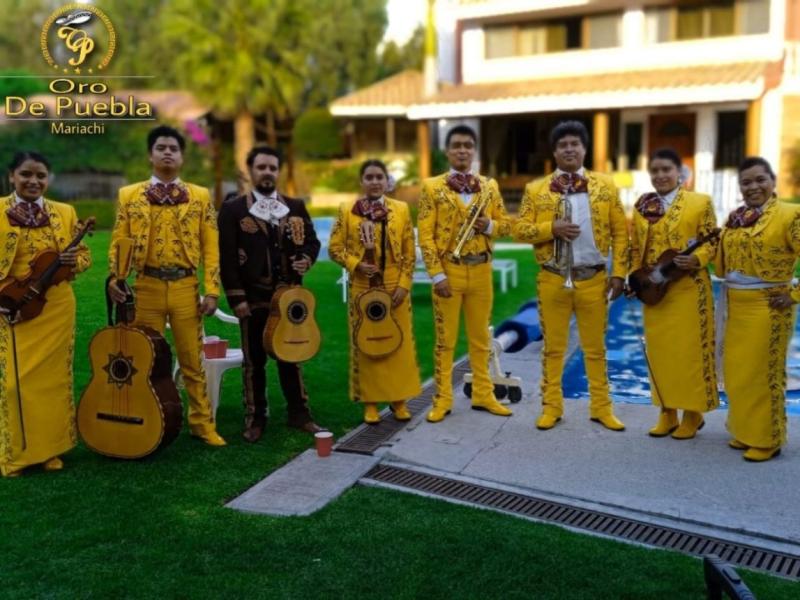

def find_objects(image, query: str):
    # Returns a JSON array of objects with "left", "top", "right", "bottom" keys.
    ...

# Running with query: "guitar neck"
[
  {"left": 679, "top": 229, "right": 720, "bottom": 257},
  {"left": 363, "top": 247, "right": 382, "bottom": 287}
]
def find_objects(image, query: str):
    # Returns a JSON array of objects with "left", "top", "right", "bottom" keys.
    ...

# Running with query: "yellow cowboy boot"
[
  {"left": 648, "top": 409, "right": 678, "bottom": 437},
  {"left": 426, "top": 400, "right": 452, "bottom": 423},
  {"left": 364, "top": 403, "right": 381, "bottom": 425},
  {"left": 391, "top": 401, "right": 411, "bottom": 421},
  {"left": 671, "top": 411, "right": 704, "bottom": 439},
  {"left": 743, "top": 446, "right": 781, "bottom": 462},
  {"left": 43, "top": 457, "right": 64, "bottom": 472},
  {"left": 591, "top": 413, "right": 626, "bottom": 431},
  {"left": 535, "top": 413, "right": 561, "bottom": 430},
  {"left": 471, "top": 397, "right": 512, "bottom": 417},
  {"left": 728, "top": 439, "right": 748, "bottom": 450}
]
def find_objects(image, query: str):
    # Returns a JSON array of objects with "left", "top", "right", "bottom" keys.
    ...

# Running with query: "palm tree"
[{"left": 161, "top": 0, "right": 307, "bottom": 182}]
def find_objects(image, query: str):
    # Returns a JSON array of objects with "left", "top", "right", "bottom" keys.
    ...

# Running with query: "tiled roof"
[{"left": 330, "top": 70, "right": 423, "bottom": 116}]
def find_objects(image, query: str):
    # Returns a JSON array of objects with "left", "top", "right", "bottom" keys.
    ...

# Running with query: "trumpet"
[
  {"left": 452, "top": 188, "right": 491, "bottom": 260},
  {"left": 543, "top": 193, "right": 575, "bottom": 290}
]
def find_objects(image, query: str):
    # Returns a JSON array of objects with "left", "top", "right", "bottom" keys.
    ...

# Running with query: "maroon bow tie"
[
  {"left": 6, "top": 201, "right": 50, "bottom": 228},
  {"left": 144, "top": 182, "right": 189, "bottom": 206},
  {"left": 446, "top": 172, "right": 481, "bottom": 195},
  {"left": 550, "top": 172, "right": 588, "bottom": 195},
  {"left": 726, "top": 204, "right": 763, "bottom": 229},
  {"left": 352, "top": 197, "right": 388, "bottom": 222},
  {"left": 635, "top": 193, "right": 665, "bottom": 224}
]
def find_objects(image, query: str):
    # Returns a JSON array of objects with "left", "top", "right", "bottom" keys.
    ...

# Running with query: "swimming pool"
[{"left": 562, "top": 286, "right": 800, "bottom": 416}]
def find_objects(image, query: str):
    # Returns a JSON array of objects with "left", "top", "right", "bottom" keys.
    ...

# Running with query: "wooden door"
[{"left": 648, "top": 113, "right": 696, "bottom": 188}]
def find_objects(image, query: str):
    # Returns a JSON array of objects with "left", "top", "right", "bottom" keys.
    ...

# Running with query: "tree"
[
  {"left": 160, "top": 0, "right": 308, "bottom": 179},
  {"left": 377, "top": 24, "right": 424, "bottom": 80}
]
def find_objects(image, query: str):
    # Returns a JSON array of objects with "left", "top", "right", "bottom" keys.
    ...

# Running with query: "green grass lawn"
[{"left": 1, "top": 232, "right": 795, "bottom": 599}]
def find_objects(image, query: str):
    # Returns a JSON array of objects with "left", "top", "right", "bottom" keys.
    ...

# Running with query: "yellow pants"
[
  {"left": 431, "top": 261, "right": 493, "bottom": 407},
  {"left": 538, "top": 269, "right": 612, "bottom": 418},
  {"left": 133, "top": 275, "right": 214, "bottom": 434}
]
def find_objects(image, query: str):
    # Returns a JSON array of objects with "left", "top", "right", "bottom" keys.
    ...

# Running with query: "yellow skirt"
[
  {"left": 643, "top": 272, "right": 718, "bottom": 412},
  {"left": 0, "top": 282, "right": 78, "bottom": 473},
  {"left": 347, "top": 266, "right": 421, "bottom": 403},
  {"left": 724, "top": 287, "right": 793, "bottom": 448}
]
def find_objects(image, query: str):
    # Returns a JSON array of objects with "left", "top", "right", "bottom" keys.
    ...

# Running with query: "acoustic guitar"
[
  {"left": 263, "top": 216, "right": 321, "bottom": 363},
  {"left": 0, "top": 217, "right": 95, "bottom": 322},
  {"left": 352, "top": 220, "right": 402, "bottom": 358},
  {"left": 77, "top": 238, "right": 183, "bottom": 459},
  {"left": 628, "top": 228, "right": 721, "bottom": 306}
]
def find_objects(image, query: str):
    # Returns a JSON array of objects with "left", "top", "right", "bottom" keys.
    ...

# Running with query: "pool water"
[{"left": 562, "top": 286, "right": 800, "bottom": 416}]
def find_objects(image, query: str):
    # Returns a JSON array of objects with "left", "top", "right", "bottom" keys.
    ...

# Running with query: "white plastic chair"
[{"left": 171, "top": 306, "right": 243, "bottom": 419}]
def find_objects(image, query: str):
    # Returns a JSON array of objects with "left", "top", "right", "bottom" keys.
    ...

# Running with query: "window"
[
  {"left": 645, "top": 1, "right": 765, "bottom": 42},
  {"left": 624, "top": 123, "right": 643, "bottom": 170},
  {"left": 485, "top": 26, "right": 515, "bottom": 59},
  {"left": 587, "top": 13, "right": 621, "bottom": 49},
  {"left": 484, "top": 14, "right": 614, "bottom": 58},
  {"left": 739, "top": 0, "right": 770, "bottom": 34},
  {"left": 715, "top": 111, "right": 746, "bottom": 168}
]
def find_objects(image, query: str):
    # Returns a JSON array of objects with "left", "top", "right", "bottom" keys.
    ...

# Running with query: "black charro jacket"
[{"left": 218, "top": 193, "right": 320, "bottom": 308}]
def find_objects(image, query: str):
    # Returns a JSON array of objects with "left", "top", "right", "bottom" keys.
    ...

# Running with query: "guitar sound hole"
[
  {"left": 287, "top": 301, "right": 307, "bottom": 324},
  {"left": 110, "top": 358, "right": 132, "bottom": 382},
  {"left": 366, "top": 301, "right": 387, "bottom": 321}
]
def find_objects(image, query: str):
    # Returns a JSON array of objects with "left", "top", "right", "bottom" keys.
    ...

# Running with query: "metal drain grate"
[
  {"left": 362, "top": 464, "right": 800, "bottom": 580},
  {"left": 336, "top": 360, "right": 470, "bottom": 455}
]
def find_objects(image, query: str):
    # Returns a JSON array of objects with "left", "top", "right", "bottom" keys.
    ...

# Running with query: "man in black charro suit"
[{"left": 218, "top": 146, "right": 322, "bottom": 442}]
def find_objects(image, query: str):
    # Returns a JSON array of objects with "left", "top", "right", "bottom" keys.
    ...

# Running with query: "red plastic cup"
[{"left": 314, "top": 431, "right": 334, "bottom": 457}]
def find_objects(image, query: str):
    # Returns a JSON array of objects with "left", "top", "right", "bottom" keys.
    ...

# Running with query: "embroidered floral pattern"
[{"left": 240, "top": 217, "right": 259, "bottom": 234}]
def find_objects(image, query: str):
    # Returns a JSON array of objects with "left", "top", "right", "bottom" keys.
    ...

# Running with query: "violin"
[{"left": 0, "top": 217, "right": 95, "bottom": 322}]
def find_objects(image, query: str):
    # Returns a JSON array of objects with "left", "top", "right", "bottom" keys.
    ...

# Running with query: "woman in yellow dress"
[
  {"left": 629, "top": 148, "right": 719, "bottom": 439},
  {"left": 716, "top": 156, "right": 799, "bottom": 462},
  {"left": 329, "top": 159, "right": 421, "bottom": 424},
  {"left": 0, "top": 152, "right": 91, "bottom": 476}
]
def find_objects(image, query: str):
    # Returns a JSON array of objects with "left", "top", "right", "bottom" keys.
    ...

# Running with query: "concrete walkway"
[{"left": 228, "top": 337, "right": 800, "bottom": 556}]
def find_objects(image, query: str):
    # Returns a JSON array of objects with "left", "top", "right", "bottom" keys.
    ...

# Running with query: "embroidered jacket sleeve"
[
  {"left": 417, "top": 179, "right": 444, "bottom": 278},
  {"left": 108, "top": 190, "right": 131, "bottom": 277},
  {"left": 328, "top": 203, "right": 361, "bottom": 274},
  {"left": 217, "top": 200, "right": 246, "bottom": 308},
  {"left": 608, "top": 182, "right": 629, "bottom": 279},
  {"left": 486, "top": 178, "right": 512, "bottom": 239},
  {"left": 629, "top": 212, "right": 644, "bottom": 274},
  {"left": 297, "top": 201, "right": 320, "bottom": 264},
  {"left": 786, "top": 210, "right": 800, "bottom": 304},
  {"left": 399, "top": 203, "right": 415, "bottom": 290},
  {"left": 197, "top": 187, "right": 220, "bottom": 297},
  {"left": 68, "top": 205, "right": 91, "bottom": 274},
  {"left": 513, "top": 181, "right": 554, "bottom": 244},
  {"left": 693, "top": 195, "right": 719, "bottom": 269}
]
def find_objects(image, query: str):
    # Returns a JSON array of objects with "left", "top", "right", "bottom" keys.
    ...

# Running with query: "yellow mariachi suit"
[
  {"left": 513, "top": 171, "right": 627, "bottom": 419},
  {"left": 418, "top": 174, "right": 512, "bottom": 411},
  {"left": 630, "top": 190, "right": 719, "bottom": 413},
  {"left": 714, "top": 198, "right": 800, "bottom": 450},
  {"left": 0, "top": 196, "right": 91, "bottom": 475},
  {"left": 328, "top": 197, "right": 422, "bottom": 403},
  {"left": 109, "top": 181, "right": 220, "bottom": 435}
]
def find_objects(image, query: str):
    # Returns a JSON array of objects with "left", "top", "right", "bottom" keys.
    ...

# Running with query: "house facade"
[{"left": 333, "top": 0, "right": 800, "bottom": 213}]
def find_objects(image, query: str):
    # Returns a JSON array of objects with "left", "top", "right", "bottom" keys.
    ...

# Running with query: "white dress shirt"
[
  {"left": 14, "top": 192, "right": 44, "bottom": 209},
  {"left": 556, "top": 168, "right": 606, "bottom": 267}
]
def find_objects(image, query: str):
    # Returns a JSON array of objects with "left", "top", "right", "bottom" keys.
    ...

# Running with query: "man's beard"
[{"left": 256, "top": 178, "right": 276, "bottom": 195}]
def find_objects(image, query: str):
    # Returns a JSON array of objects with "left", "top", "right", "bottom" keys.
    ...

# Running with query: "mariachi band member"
[
  {"left": 629, "top": 148, "right": 719, "bottom": 439},
  {"left": 329, "top": 159, "right": 422, "bottom": 424},
  {"left": 715, "top": 156, "right": 800, "bottom": 462},
  {"left": 218, "top": 146, "right": 322, "bottom": 442},
  {"left": 418, "top": 125, "right": 513, "bottom": 422},
  {"left": 107, "top": 125, "right": 226, "bottom": 447},
  {"left": 0, "top": 152, "right": 91, "bottom": 476},
  {"left": 514, "top": 121, "right": 627, "bottom": 432}
]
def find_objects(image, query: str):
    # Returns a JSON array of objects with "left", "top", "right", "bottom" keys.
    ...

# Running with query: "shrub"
[{"left": 293, "top": 108, "right": 344, "bottom": 159}]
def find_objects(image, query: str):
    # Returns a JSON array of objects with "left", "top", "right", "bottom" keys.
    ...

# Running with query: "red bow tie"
[
  {"left": 145, "top": 182, "right": 189, "bottom": 206},
  {"left": 550, "top": 172, "right": 588, "bottom": 195},
  {"left": 352, "top": 197, "right": 388, "bottom": 222},
  {"left": 446, "top": 172, "right": 481, "bottom": 195},
  {"left": 726, "top": 204, "right": 763, "bottom": 229},
  {"left": 6, "top": 201, "right": 50, "bottom": 228},
  {"left": 635, "top": 193, "right": 665, "bottom": 224}
]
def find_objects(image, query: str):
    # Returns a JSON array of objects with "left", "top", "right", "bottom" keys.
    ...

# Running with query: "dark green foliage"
[{"left": 294, "top": 108, "right": 344, "bottom": 159}]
